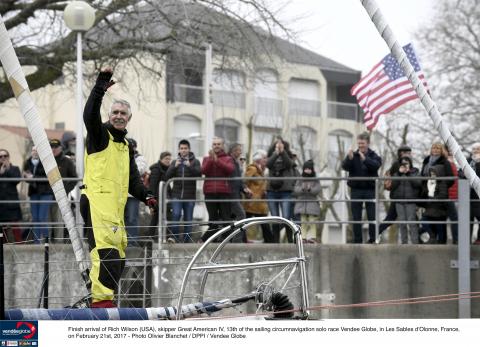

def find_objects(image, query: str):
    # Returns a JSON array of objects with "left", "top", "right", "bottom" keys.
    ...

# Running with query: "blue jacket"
[{"left": 342, "top": 148, "right": 382, "bottom": 190}]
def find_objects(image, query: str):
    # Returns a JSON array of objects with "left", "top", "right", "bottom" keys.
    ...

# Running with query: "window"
[
  {"left": 215, "top": 118, "right": 240, "bottom": 146},
  {"left": 327, "top": 130, "right": 353, "bottom": 170},
  {"left": 212, "top": 69, "right": 246, "bottom": 108},
  {"left": 288, "top": 79, "right": 321, "bottom": 117},
  {"left": 254, "top": 69, "right": 283, "bottom": 128},
  {"left": 252, "top": 128, "right": 279, "bottom": 153},
  {"left": 173, "top": 114, "right": 202, "bottom": 152},
  {"left": 291, "top": 126, "right": 318, "bottom": 163}
]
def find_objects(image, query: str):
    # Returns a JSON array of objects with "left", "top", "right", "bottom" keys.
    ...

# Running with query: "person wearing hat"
[
  {"left": 293, "top": 160, "right": 321, "bottom": 243},
  {"left": 80, "top": 67, "right": 157, "bottom": 308},
  {"left": 165, "top": 139, "right": 202, "bottom": 243},
  {"left": 390, "top": 156, "right": 421, "bottom": 244},
  {"left": 377, "top": 145, "right": 413, "bottom": 243},
  {"left": 49, "top": 138, "right": 77, "bottom": 243}
]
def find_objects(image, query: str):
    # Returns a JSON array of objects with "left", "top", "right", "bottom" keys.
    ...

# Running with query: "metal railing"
[{"left": 156, "top": 175, "right": 475, "bottom": 244}]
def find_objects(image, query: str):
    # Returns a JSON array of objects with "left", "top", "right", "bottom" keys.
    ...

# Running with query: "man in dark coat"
[
  {"left": 49, "top": 138, "right": 77, "bottom": 243},
  {"left": 342, "top": 132, "right": 382, "bottom": 243},
  {"left": 165, "top": 139, "right": 201, "bottom": 243},
  {"left": 0, "top": 149, "right": 23, "bottom": 243}
]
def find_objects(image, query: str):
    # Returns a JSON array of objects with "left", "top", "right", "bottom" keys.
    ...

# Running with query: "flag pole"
[
  {"left": 0, "top": 15, "right": 91, "bottom": 290},
  {"left": 359, "top": 0, "right": 480, "bottom": 198}
]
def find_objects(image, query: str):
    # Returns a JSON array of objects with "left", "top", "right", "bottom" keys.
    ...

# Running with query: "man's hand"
[
  {"left": 347, "top": 149, "right": 354, "bottom": 160},
  {"left": 358, "top": 151, "right": 365, "bottom": 161},
  {"left": 175, "top": 159, "right": 181, "bottom": 167},
  {"left": 96, "top": 67, "right": 116, "bottom": 91},
  {"left": 146, "top": 195, "right": 158, "bottom": 214}
]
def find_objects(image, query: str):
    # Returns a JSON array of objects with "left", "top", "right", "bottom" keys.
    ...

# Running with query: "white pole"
[
  {"left": 0, "top": 15, "right": 90, "bottom": 288},
  {"left": 204, "top": 42, "right": 214, "bottom": 155},
  {"left": 74, "top": 32, "right": 85, "bottom": 230},
  {"left": 359, "top": 0, "right": 480, "bottom": 198},
  {"left": 75, "top": 32, "right": 84, "bottom": 178}
]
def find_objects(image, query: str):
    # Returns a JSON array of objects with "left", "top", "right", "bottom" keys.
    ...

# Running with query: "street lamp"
[
  {"left": 64, "top": 1, "right": 95, "bottom": 229},
  {"left": 63, "top": 1, "right": 95, "bottom": 179}
]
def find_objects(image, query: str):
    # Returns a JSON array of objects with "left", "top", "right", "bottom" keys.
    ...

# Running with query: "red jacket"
[
  {"left": 202, "top": 150, "right": 235, "bottom": 195},
  {"left": 448, "top": 160, "right": 458, "bottom": 200}
]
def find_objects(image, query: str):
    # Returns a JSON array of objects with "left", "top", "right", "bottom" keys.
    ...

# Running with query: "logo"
[
  {"left": 15, "top": 323, "right": 35, "bottom": 340},
  {"left": 0, "top": 321, "right": 38, "bottom": 342}
]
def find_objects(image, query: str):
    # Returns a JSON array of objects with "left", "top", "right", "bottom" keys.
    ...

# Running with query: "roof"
[
  {"left": 0, "top": 125, "right": 66, "bottom": 140},
  {"left": 91, "top": 1, "right": 359, "bottom": 82}
]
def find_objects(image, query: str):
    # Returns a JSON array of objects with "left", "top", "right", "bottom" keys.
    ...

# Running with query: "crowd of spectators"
[{"left": 2, "top": 133, "right": 480, "bottom": 245}]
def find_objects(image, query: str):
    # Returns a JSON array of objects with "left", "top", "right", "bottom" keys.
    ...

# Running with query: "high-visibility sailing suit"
[{"left": 80, "top": 71, "right": 150, "bottom": 305}]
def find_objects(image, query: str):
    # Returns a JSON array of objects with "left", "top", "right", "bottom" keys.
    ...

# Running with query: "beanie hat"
[
  {"left": 302, "top": 159, "right": 315, "bottom": 177},
  {"left": 397, "top": 145, "right": 412, "bottom": 157}
]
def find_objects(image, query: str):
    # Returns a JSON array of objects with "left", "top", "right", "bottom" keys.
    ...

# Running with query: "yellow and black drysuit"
[{"left": 80, "top": 71, "right": 150, "bottom": 305}]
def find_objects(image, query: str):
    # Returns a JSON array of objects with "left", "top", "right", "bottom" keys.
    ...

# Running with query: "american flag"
[{"left": 351, "top": 43, "right": 427, "bottom": 130}]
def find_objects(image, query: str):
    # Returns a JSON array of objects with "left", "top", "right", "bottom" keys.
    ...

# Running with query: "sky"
[{"left": 281, "top": 0, "right": 435, "bottom": 73}]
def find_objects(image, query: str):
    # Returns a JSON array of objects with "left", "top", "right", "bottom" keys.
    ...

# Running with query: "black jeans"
[
  {"left": 202, "top": 193, "right": 232, "bottom": 242},
  {"left": 350, "top": 189, "right": 376, "bottom": 243}
]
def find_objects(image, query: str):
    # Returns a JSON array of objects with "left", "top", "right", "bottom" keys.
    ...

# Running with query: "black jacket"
[
  {"left": 23, "top": 157, "right": 52, "bottom": 196},
  {"left": 458, "top": 157, "right": 480, "bottom": 200},
  {"left": 266, "top": 151, "right": 296, "bottom": 192},
  {"left": 390, "top": 167, "right": 421, "bottom": 200},
  {"left": 0, "top": 165, "right": 22, "bottom": 222},
  {"left": 149, "top": 161, "right": 171, "bottom": 199},
  {"left": 55, "top": 152, "right": 77, "bottom": 194},
  {"left": 230, "top": 156, "right": 246, "bottom": 199},
  {"left": 83, "top": 71, "right": 149, "bottom": 203},
  {"left": 423, "top": 165, "right": 449, "bottom": 218},
  {"left": 342, "top": 148, "right": 382, "bottom": 190},
  {"left": 165, "top": 152, "right": 201, "bottom": 200}
]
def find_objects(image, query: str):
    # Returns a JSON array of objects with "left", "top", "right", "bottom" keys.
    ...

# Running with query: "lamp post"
[
  {"left": 63, "top": 1, "right": 95, "bottom": 179},
  {"left": 64, "top": 1, "right": 95, "bottom": 229}
]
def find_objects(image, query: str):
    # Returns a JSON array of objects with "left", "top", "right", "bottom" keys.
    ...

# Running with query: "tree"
[
  {"left": 416, "top": 0, "right": 480, "bottom": 150},
  {"left": 0, "top": 0, "right": 292, "bottom": 103}
]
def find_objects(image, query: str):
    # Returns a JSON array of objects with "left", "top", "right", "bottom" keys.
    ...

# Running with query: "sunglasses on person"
[{"left": 0, "top": 154, "right": 9, "bottom": 159}]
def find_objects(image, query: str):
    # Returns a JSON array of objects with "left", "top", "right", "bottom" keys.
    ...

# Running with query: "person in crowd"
[
  {"left": 447, "top": 150, "right": 459, "bottom": 244},
  {"left": 459, "top": 142, "right": 480, "bottom": 244},
  {"left": 239, "top": 156, "right": 247, "bottom": 172},
  {"left": 149, "top": 151, "right": 173, "bottom": 241},
  {"left": 228, "top": 143, "right": 251, "bottom": 242},
  {"left": 293, "top": 160, "right": 321, "bottom": 243},
  {"left": 243, "top": 150, "right": 274, "bottom": 243},
  {"left": 290, "top": 149, "right": 302, "bottom": 225},
  {"left": 266, "top": 138, "right": 296, "bottom": 243},
  {"left": 390, "top": 157, "right": 421, "bottom": 244},
  {"left": 0, "top": 149, "right": 23, "bottom": 243},
  {"left": 61, "top": 131, "right": 77, "bottom": 159},
  {"left": 419, "top": 143, "right": 453, "bottom": 244},
  {"left": 23, "top": 146, "right": 53, "bottom": 243},
  {"left": 124, "top": 138, "right": 149, "bottom": 246},
  {"left": 201, "top": 137, "right": 234, "bottom": 242},
  {"left": 49, "top": 138, "right": 77, "bottom": 243},
  {"left": 342, "top": 132, "right": 382, "bottom": 244},
  {"left": 81, "top": 67, "right": 156, "bottom": 308},
  {"left": 165, "top": 139, "right": 201, "bottom": 243},
  {"left": 377, "top": 145, "right": 413, "bottom": 243}
]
